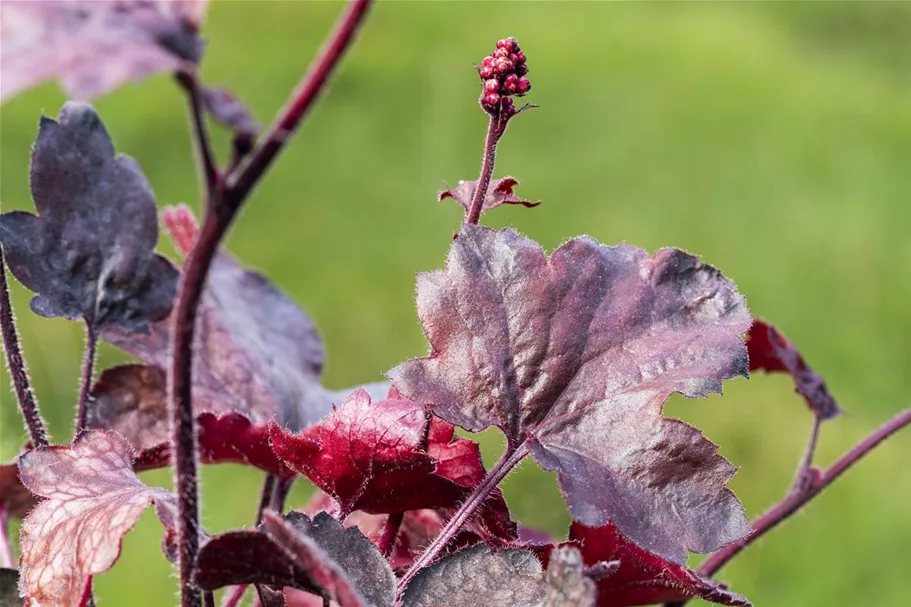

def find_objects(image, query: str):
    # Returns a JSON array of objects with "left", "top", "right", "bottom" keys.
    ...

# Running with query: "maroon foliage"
[
  {"left": 747, "top": 320, "right": 842, "bottom": 420},
  {"left": 440, "top": 177, "right": 539, "bottom": 214},
  {"left": 389, "top": 224, "right": 751, "bottom": 562},
  {"left": 17, "top": 432, "right": 178, "bottom": 607},
  {"left": 0, "top": 461, "right": 36, "bottom": 520},
  {"left": 0, "top": 102, "right": 178, "bottom": 334},
  {"left": 0, "top": 0, "right": 207, "bottom": 101},
  {"left": 87, "top": 364, "right": 290, "bottom": 476},
  {"left": 568, "top": 521, "right": 749, "bottom": 606},
  {"left": 270, "top": 389, "right": 516, "bottom": 539},
  {"left": 195, "top": 511, "right": 395, "bottom": 607}
]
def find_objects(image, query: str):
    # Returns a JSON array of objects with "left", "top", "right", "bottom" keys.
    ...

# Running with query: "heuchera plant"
[{"left": 0, "top": 2, "right": 908, "bottom": 606}]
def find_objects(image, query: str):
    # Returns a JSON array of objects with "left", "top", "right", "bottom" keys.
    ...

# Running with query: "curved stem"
[
  {"left": 74, "top": 324, "right": 98, "bottom": 431},
  {"left": 465, "top": 113, "right": 500, "bottom": 226},
  {"left": 397, "top": 440, "right": 530, "bottom": 594},
  {"left": 667, "top": 407, "right": 911, "bottom": 607},
  {"left": 226, "top": 0, "right": 374, "bottom": 207},
  {"left": 256, "top": 473, "right": 278, "bottom": 525},
  {"left": 0, "top": 249, "right": 48, "bottom": 447},
  {"left": 176, "top": 70, "right": 219, "bottom": 195},
  {"left": 790, "top": 415, "right": 822, "bottom": 493},
  {"left": 270, "top": 476, "right": 294, "bottom": 513}
]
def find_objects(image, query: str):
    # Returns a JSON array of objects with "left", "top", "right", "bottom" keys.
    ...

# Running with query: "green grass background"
[{"left": 2, "top": 1, "right": 910, "bottom": 605}]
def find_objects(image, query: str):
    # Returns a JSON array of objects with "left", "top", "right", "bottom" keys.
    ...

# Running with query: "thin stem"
[
  {"left": 0, "top": 249, "right": 48, "bottom": 447},
  {"left": 666, "top": 407, "right": 911, "bottom": 607},
  {"left": 203, "top": 591, "right": 215, "bottom": 607},
  {"left": 226, "top": 0, "right": 374, "bottom": 208},
  {"left": 176, "top": 70, "right": 220, "bottom": 195},
  {"left": 0, "top": 509, "right": 13, "bottom": 568},
  {"left": 397, "top": 440, "right": 530, "bottom": 594},
  {"left": 270, "top": 476, "right": 294, "bottom": 513},
  {"left": 791, "top": 415, "right": 822, "bottom": 493},
  {"left": 465, "top": 113, "right": 500, "bottom": 226},
  {"left": 77, "top": 578, "right": 93, "bottom": 607},
  {"left": 256, "top": 474, "right": 278, "bottom": 525},
  {"left": 378, "top": 512, "right": 405, "bottom": 558},
  {"left": 74, "top": 324, "right": 98, "bottom": 431}
]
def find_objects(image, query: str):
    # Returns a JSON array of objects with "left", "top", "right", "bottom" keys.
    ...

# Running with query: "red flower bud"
[
  {"left": 484, "top": 79, "right": 500, "bottom": 93},
  {"left": 495, "top": 58, "right": 513, "bottom": 74},
  {"left": 517, "top": 78, "right": 531, "bottom": 95},
  {"left": 479, "top": 66, "right": 495, "bottom": 80},
  {"left": 515, "top": 63, "right": 528, "bottom": 77},
  {"left": 514, "top": 51, "right": 526, "bottom": 64},
  {"left": 483, "top": 92, "right": 501, "bottom": 108}
]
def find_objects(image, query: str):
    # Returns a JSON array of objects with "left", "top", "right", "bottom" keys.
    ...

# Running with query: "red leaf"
[
  {"left": 195, "top": 511, "right": 395, "bottom": 607},
  {"left": 17, "top": 431, "right": 178, "bottom": 607},
  {"left": 746, "top": 320, "right": 843, "bottom": 420},
  {"left": 568, "top": 521, "right": 750, "bottom": 606},
  {"left": 439, "top": 177, "right": 539, "bottom": 213},
  {"left": 389, "top": 224, "right": 750, "bottom": 563},
  {"left": 0, "top": 0, "right": 207, "bottom": 101},
  {"left": 87, "top": 364, "right": 291, "bottom": 476},
  {"left": 0, "top": 460, "right": 36, "bottom": 520},
  {"left": 269, "top": 389, "right": 516, "bottom": 540}
]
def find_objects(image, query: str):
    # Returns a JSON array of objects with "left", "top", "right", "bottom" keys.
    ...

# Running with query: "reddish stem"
[
  {"left": 255, "top": 473, "right": 278, "bottom": 524},
  {"left": 0, "top": 249, "right": 48, "bottom": 447},
  {"left": 465, "top": 113, "right": 501, "bottom": 226},
  {"left": 0, "top": 508, "right": 13, "bottom": 568},
  {"left": 667, "top": 407, "right": 911, "bottom": 607},
  {"left": 176, "top": 70, "right": 220, "bottom": 195},
  {"left": 226, "top": 0, "right": 374, "bottom": 207},
  {"left": 221, "top": 585, "right": 248, "bottom": 607},
  {"left": 791, "top": 415, "right": 822, "bottom": 493},
  {"left": 378, "top": 512, "right": 405, "bottom": 558},
  {"left": 397, "top": 440, "right": 530, "bottom": 594},
  {"left": 203, "top": 591, "right": 215, "bottom": 607},
  {"left": 77, "top": 578, "right": 93, "bottom": 607},
  {"left": 74, "top": 324, "right": 98, "bottom": 432}
]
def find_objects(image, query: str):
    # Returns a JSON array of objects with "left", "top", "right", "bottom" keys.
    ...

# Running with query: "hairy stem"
[
  {"left": 176, "top": 70, "right": 220, "bottom": 195},
  {"left": 256, "top": 473, "right": 278, "bottom": 524},
  {"left": 0, "top": 249, "right": 48, "bottom": 447},
  {"left": 226, "top": 0, "right": 374, "bottom": 207},
  {"left": 378, "top": 512, "right": 405, "bottom": 558},
  {"left": 74, "top": 324, "right": 98, "bottom": 432},
  {"left": 466, "top": 113, "right": 501, "bottom": 226},
  {"left": 791, "top": 415, "right": 822, "bottom": 493},
  {"left": 221, "top": 585, "right": 248, "bottom": 607},
  {"left": 270, "top": 476, "right": 294, "bottom": 513},
  {"left": 397, "top": 440, "right": 530, "bottom": 593},
  {"left": 667, "top": 407, "right": 911, "bottom": 607},
  {"left": 77, "top": 578, "right": 93, "bottom": 607}
]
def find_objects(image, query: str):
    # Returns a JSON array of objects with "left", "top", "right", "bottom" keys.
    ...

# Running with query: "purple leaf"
[
  {"left": 400, "top": 545, "right": 548, "bottom": 607},
  {"left": 17, "top": 431, "right": 178, "bottom": 607},
  {"left": 0, "top": 102, "right": 178, "bottom": 334},
  {"left": 195, "top": 511, "right": 395, "bottom": 607},
  {"left": 439, "top": 177, "right": 539, "bottom": 213},
  {"left": 389, "top": 224, "right": 751, "bottom": 563},
  {"left": 0, "top": 568, "right": 23, "bottom": 607},
  {"left": 746, "top": 320, "right": 843, "bottom": 420},
  {"left": 0, "top": 0, "right": 207, "bottom": 101},
  {"left": 102, "top": 204, "right": 374, "bottom": 431}
]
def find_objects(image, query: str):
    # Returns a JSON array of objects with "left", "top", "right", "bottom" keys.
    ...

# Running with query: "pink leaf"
[
  {"left": 17, "top": 431, "right": 178, "bottom": 607},
  {"left": 439, "top": 177, "right": 539, "bottom": 213},
  {"left": 388, "top": 224, "right": 751, "bottom": 563},
  {"left": 567, "top": 521, "right": 750, "bottom": 606},
  {"left": 0, "top": 0, "right": 207, "bottom": 102},
  {"left": 746, "top": 320, "right": 842, "bottom": 420},
  {"left": 269, "top": 389, "right": 516, "bottom": 540}
]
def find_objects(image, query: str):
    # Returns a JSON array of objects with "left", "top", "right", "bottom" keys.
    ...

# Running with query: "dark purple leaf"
[
  {"left": 201, "top": 86, "right": 259, "bottom": 135},
  {"left": 568, "top": 521, "right": 750, "bottom": 606},
  {"left": 389, "top": 224, "right": 751, "bottom": 563},
  {"left": 439, "top": 177, "right": 539, "bottom": 213},
  {"left": 0, "top": 102, "right": 178, "bottom": 333},
  {"left": 17, "top": 431, "right": 178, "bottom": 607},
  {"left": 541, "top": 546, "right": 597, "bottom": 607},
  {"left": 195, "top": 511, "right": 395, "bottom": 607},
  {"left": 269, "top": 389, "right": 516, "bottom": 540},
  {"left": 86, "top": 364, "right": 292, "bottom": 476},
  {"left": 746, "top": 320, "right": 843, "bottom": 420},
  {"left": 400, "top": 544, "right": 548, "bottom": 607},
  {"left": 0, "top": 568, "right": 23, "bottom": 607},
  {"left": 0, "top": 0, "right": 206, "bottom": 101},
  {"left": 102, "top": 204, "right": 388, "bottom": 431}
]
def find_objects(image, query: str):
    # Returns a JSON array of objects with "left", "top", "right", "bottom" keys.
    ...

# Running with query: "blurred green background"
[{"left": 2, "top": 1, "right": 910, "bottom": 605}]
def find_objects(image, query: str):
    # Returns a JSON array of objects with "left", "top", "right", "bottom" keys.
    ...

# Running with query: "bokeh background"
[{"left": 2, "top": 1, "right": 910, "bottom": 605}]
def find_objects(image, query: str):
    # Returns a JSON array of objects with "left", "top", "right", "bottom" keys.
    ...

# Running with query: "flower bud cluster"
[{"left": 478, "top": 37, "right": 531, "bottom": 113}]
